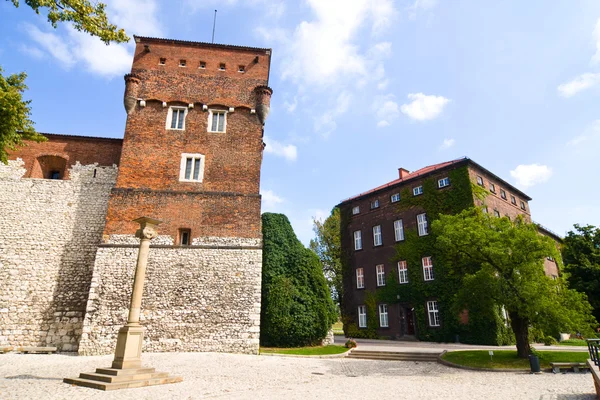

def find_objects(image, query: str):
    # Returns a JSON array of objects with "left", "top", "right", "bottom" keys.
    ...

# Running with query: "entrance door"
[{"left": 405, "top": 307, "right": 415, "bottom": 335}]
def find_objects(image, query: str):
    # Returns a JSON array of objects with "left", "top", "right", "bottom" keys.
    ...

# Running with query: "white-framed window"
[
  {"left": 482, "top": 206, "right": 488, "bottom": 214},
  {"left": 352, "top": 206, "right": 360, "bottom": 215},
  {"left": 422, "top": 256, "right": 434, "bottom": 281},
  {"left": 427, "top": 300, "right": 440, "bottom": 327},
  {"left": 379, "top": 304, "right": 389, "bottom": 327},
  {"left": 208, "top": 109, "right": 227, "bottom": 132},
  {"left": 520, "top": 201, "right": 526, "bottom": 210},
  {"left": 373, "top": 225, "right": 382, "bottom": 246},
  {"left": 394, "top": 219, "right": 404, "bottom": 241},
  {"left": 417, "top": 213, "right": 428, "bottom": 236},
  {"left": 376, "top": 264, "right": 386, "bottom": 286},
  {"left": 358, "top": 305, "right": 367, "bottom": 328},
  {"left": 489, "top": 183, "right": 496, "bottom": 193},
  {"left": 494, "top": 210, "right": 500, "bottom": 218},
  {"left": 398, "top": 261, "right": 408, "bottom": 284},
  {"left": 438, "top": 177, "right": 450, "bottom": 188},
  {"left": 390, "top": 193, "right": 400, "bottom": 203},
  {"left": 476, "top": 176, "right": 484, "bottom": 186},
  {"left": 371, "top": 199, "right": 380, "bottom": 209},
  {"left": 413, "top": 186, "right": 423, "bottom": 196},
  {"left": 354, "top": 230, "right": 362, "bottom": 250},
  {"left": 167, "top": 106, "right": 187, "bottom": 130},
  {"left": 179, "top": 228, "right": 191, "bottom": 245},
  {"left": 179, "top": 153, "right": 205, "bottom": 182},
  {"left": 500, "top": 189, "right": 507, "bottom": 200},
  {"left": 356, "top": 268, "right": 364, "bottom": 289},
  {"left": 511, "top": 195, "right": 517, "bottom": 205}
]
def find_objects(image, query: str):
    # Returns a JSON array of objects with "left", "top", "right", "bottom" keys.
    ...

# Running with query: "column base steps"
[
  {"left": 63, "top": 367, "right": 182, "bottom": 391},
  {"left": 347, "top": 350, "right": 441, "bottom": 362}
]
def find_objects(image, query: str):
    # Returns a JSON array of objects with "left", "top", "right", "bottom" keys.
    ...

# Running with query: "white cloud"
[
  {"left": 407, "top": 0, "right": 437, "bottom": 19},
  {"left": 283, "top": 96, "right": 298, "bottom": 113},
  {"left": 24, "top": 24, "right": 75, "bottom": 68},
  {"left": 261, "top": 189, "right": 284, "bottom": 211},
  {"left": 314, "top": 91, "right": 353, "bottom": 137},
  {"left": 439, "top": 138, "right": 455, "bottom": 149},
  {"left": 105, "top": 0, "right": 163, "bottom": 37},
  {"left": 568, "top": 119, "right": 600, "bottom": 146},
  {"left": 591, "top": 17, "right": 600, "bottom": 66},
  {"left": 400, "top": 93, "right": 450, "bottom": 121},
  {"left": 67, "top": 29, "right": 133, "bottom": 77},
  {"left": 263, "top": 136, "right": 298, "bottom": 162},
  {"left": 557, "top": 73, "right": 600, "bottom": 97},
  {"left": 510, "top": 164, "right": 553, "bottom": 188},
  {"left": 377, "top": 79, "right": 389, "bottom": 90},
  {"left": 19, "top": 44, "right": 45, "bottom": 60},
  {"left": 373, "top": 94, "right": 399, "bottom": 127}
]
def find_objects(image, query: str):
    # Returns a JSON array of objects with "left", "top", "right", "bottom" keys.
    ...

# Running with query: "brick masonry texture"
[{"left": 0, "top": 160, "right": 117, "bottom": 351}]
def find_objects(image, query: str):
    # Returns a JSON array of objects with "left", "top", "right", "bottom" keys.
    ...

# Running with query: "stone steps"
[
  {"left": 63, "top": 367, "right": 182, "bottom": 391},
  {"left": 17, "top": 346, "right": 57, "bottom": 354},
  {"left": 347, "top": 350, "right": 441, "bottom": 362}
]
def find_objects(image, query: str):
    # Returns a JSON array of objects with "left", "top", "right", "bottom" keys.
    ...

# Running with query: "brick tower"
[{"left": 78, "top": 36, "right": 273, "bottom": 355}]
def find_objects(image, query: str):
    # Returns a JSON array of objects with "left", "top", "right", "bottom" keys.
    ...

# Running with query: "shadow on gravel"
[{"left": 5, "top": 375, "right": 62, "bottom": 381}]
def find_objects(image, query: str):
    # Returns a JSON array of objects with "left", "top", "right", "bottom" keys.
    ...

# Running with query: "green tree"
[
  {"left": 433, "top": 208, "right": 596, "bottom": 358},
  {"left": 563, "top": 224, "right": 600, "bottom": 322},
  {"left": 310, "top": 207, "right": 342, "bottom": 310},
  {"left": 261, "top": 213, "right": 337, "bottom": 347}
]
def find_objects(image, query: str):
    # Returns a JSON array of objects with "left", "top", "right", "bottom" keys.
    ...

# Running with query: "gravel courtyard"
[{"left": 0, "top": 352, "right": 595, "bottom": 400}]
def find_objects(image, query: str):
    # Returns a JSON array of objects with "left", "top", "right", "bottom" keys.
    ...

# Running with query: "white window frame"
[
  {"left": 358, "top": 305, "right": 367, "bottom": 328},
  {"left": 427, "top": 300, "right": 440, "bottom": 327},
  {"left": 500, "top": 189, "right": 507, "bottom": 199},
  {"left": 371, "top": 199, "right": 380, "bottom": 209},
  {"left": 379, "top": 304, "right": 389, "bottom": 327},
  {"left": 394, "top": 219, "right": 404, "bottom": 242},
  {"left": 413, "top": 186, "right": 423, "bottom": 196},
  {"left": 489, "top": 183, "right": 496, "bottom": 193},
  {"left": 352, "top": 206, "right": 360, "bottom": 215},
  {"left": 208, "top": 109, "right": 227, "bottom": 133},
  {"left": 520, "top": 201, "right": 526, "bottom": 210},
  {"left": 356, "top": 268, "right": 364, "bottom": 289},
  {"left": 398, "top": 260, "right": 408, "bottom": 284},
  {"left": 476, "top": 176, "right": 484, "bottom": 186},
  {"left": 422, "top": 256, "right": 434, "bottom": 281},
  {"left": 373, "top": 225, "right": 382, "bottom": 246},
  {"left": 376, "top": 264, "right": 386, "bottom": 286},
  {"left": 166, "top": 106, "right": 188, "bottom": 130},
  {"left": 417, "top": 213, "right": 428, "bottom": 236},
  {"left": 494, "top": 210, "right": 500, "bottom": 218},
  {"left": 179, "top": 153, "right": 206, "bottom": 182},
  {"left": 390, "top": 193, "right": 400, "bottom": 203},
  {"left": 438, "top": 177, "right": 450, "bottom": 188},
  {"left": 354, "top": 230, "right": 362, "bottom": 250},
  {"left": 511, "top": 195, "right": 517, "bottom": 205}
]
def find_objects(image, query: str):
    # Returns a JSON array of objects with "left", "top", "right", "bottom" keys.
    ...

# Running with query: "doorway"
[{"left": 399, "top": 305, "right": 416, "bottom": 337}]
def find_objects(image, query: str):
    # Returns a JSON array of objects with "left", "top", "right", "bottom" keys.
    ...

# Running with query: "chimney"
[{"left": 398, "top": 168, "right": 410, "bottom": 179}]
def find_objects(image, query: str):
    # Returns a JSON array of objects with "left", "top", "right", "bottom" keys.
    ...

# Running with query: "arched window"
[{"left": 33, "top": 155, "right": 67, "bottom": 180}]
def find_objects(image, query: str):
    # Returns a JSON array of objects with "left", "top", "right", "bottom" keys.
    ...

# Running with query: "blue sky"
[{"left": 1, "top": 0, "right": 600, "bottom": 245}]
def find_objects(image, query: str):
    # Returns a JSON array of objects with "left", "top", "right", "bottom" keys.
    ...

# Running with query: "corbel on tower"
[
  {"left": 123, "top": 73, "right": 142, "bottom": 115},
  {"left": 254, "top": 86, "right": 273, "bottom": 125}
]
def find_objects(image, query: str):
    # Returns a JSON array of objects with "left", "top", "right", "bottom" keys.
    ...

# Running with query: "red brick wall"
[{"left": 8, "top": 134, "right": 122, "bottom": 179}]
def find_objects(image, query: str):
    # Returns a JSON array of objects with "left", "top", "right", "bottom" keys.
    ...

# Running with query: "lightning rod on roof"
[{"left": 212, "top": 10, "right": 217, "bottom": 43}]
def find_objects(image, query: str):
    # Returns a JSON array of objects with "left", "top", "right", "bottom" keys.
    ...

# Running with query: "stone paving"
[{"left": 0, "top": 352, "right": 595, "bottom": 400}]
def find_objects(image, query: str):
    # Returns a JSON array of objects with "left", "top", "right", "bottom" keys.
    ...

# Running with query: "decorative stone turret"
[
  {"left": 254, "top": 86, "right": 273, "bottom": 125},
  {"left": 123, "top": 74, "right": 142, "bottom": 115}
]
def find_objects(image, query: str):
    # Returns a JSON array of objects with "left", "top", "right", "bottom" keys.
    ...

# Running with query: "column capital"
[{"left": 133, "top": 217, "right": 162, "bottom": 240}]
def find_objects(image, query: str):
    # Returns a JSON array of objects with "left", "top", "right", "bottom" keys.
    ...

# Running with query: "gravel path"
[{"left": 0, "top": 352, "right": 595, "bottom": 400}]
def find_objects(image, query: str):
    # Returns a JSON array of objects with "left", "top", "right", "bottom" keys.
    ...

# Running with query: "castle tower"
[{"left": 78, "top": 37, "right": 272, "bottom": 355}]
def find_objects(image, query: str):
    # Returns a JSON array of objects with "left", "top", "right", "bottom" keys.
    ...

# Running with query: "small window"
[
  {"left": 199, "top": 61, "right": 206, "bottom": 69},
  {"left": 438, "top": 177, "right": 450, "bottom": 188},
  {"left": 413, "top": 186, "right": 423, "bottom": 196},
  {"left": 390, "top": 193, "right": 400, "bottom": 203},
  {"left": 511, "top": 195, "right": 517, "bottom": 205},
  {"left": 373, "top": 225, "right": 382, "bottom": 246},
  {"left": 376, "top": 264, "right": 386, "bottom": 286},
  {"left": 50, "top": 170, "right": 61, "bottom": 180},
  {"left": 179, "top": 59, "right": 187, "bottom": 67},
  {"left": 422, "top": 256, "right": 434, "bottom": 281},
  {"left": 167, "top": 107, "right": 187, "bottom": 130},
  {"left": 500, "top": 189, "right": 507, "bottom": 200},
  {"left": 179, "top": 153, "right": 205, "bottom": 182},
  {"left": 394, "top": 219, "right": 404, "bottom": 242},
  {"left": 379, "top": 304, "right": 389, "bottom": 328},
  {"left": 238, "top": 65, "right": 245, "bottom": 72},
  {"left": 354, "top": 230, "right": 362, "bottom": 250},
  {"left": 208, "top": 110, "right": 227, "bottom": 132},
  {"left": 494, "top": 210, "right": 500, "bottom": 218},
  {"left": 398, "top": 261, "right": 408, "bottom": 284},
  {"left": 358, "top": 305, "right": 367, "bottom": 328},
  {"left": 159, "top": 57, "right": 166, "bottom": 65},
  {"left": 482, "top": 206, "right": 488, "bottom": 214},
  {"left": 370, "top": 199, "right": 380, "bottom": 209},
  {"left": 427, "top": 300, "right": 440, "bottom": 327},
  {"left": 356, "top": 268, "right": 364, "bottom": 289},
  {"left": 352, "top": 206, "right": 360, "bottom": 215},
  {"left": 476, "top": 176, "right": 484, "bottom": 186},
  {"left": 520, "top": 201, "right": 526, "bottom": 211},
  {"left": 489, "top": 183, "right": 496, "bottom": 193},
  {"left": 417, "top": 213, "right": 428, "bottom": 236},
  {"left": 219, "top": 63, "right": 226, "bottom": 70},
  {"left": 179, "top": 229, "right": 191, "bottom": 245}
]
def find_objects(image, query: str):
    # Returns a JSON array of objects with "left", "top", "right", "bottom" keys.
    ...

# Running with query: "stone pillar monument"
[{"left": 64, "top": 217, "right": 182, "bottom": 391}]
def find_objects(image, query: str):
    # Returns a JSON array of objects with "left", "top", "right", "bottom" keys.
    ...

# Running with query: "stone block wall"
[
  {"left": 0, "top": 160, "right": 117, "bottom": 351},
  {"left": 78, "top": 238, "right": 262, "bottom": 355}
]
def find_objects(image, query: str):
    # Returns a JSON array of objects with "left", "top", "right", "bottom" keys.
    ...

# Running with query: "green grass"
[
  {"left": 260, "top": 345, "right": 348, "bottom": 356},
  {"left": 332, "top": 321, "right": 344, "bottom": 335},
  {"left": 442, "top": 350, "right": 589, "bottom": 370},
  {"left": 558, "top": 339, "right": 588, "bottom": 346}
]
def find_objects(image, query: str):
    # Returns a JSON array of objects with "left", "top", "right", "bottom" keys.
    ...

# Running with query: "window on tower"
[
  {"left": 179, "top": 153, "right": 205, "bottom": 182},
  {"left": 167, "top": 107, "right": 187, "bottom": 130},
  {"left": 208, "top": 110, "right": 227, "bottom": 132}
]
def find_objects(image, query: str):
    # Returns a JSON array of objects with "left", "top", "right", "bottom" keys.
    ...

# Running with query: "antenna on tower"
[{"left": 212, "top": 10, "right": 217, "bottom": 43}]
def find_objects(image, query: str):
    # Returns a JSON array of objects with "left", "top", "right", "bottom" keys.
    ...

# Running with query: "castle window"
[
  {"left": 238, "top": 65, "right": 245, "bottom": 72},
  {"left": 427, "top": 300, "right": 440, "bottom": 327},
  {"left": 390, "top": 193, "right": 400, "bottom": 203},
  {"left": 511, "top": 195, "right": 517, "bottom": 205},
  {"left": 489, "top": 183, "right": 496, "bottom": 193},
  {"left": 476, "top": 176, "right": 484, "bottom": 186},
  {"left": 208, "top": 110, "right": 227, "bottom": 132},
  {"left": 178, "top": 229, "right": 191, "bottom": 245},
  {"left": 494, "top": 210, "right": 500, "bottom": 218},
  {"left": 422, "top": 256, "right": 434, "bottom": 281},
  {"left": 356, "top": 268, "right": 364, "bottom": 289},
  {"left": 417, "top": 213, "right": 428, "bottom": 236},
  {"left": 179, "top": 59, "right": 187, "bottom": 67},
  {"left": 159, "top": 57, "right": 166, "bottom": 65},
  {"left": 376, "top": 264, "right": 386, "bottom": 286},
  {"left": 394, "top": 219, "right": 404, "bottom": 241},
  {"left": 438, "top": 177, "right": 450, "bottom": 188},
  {"left": 219, "top": 63, "right": 226, "bottom": 70},
  {"left": 520, "top": 201, "right": 526, "bottom": 211},
  {"left": 358, "top": 305, "right": 367, "bottom": 328},
  {"left": 373, "top": 225, "right": 382, "bottom": 246},
  {"left": 50, "top": 171, "right": 61, "bottom": 180},
  {"left": 179, "top": 153, "right": 205, "bottom": 182},
  {"left": 199, "top": 61, "right": 206, "bottom": 69},
  {"left": 413, "top": 186, "right": 423, "bottom": 196},
  {"left": 33, "top": 155, "right": 67, "bottom": 180},
  {"left": 378, "top": 304, "right": 388, "bottom": 327},
  {"left": 370, "top": 199, "right": 379, "bottom": 209},
  {"left": 167, "top": 107, "right": 187, "bottom": 130},
  {"left": 352, "top": 206, "right": 360, "bottom": 215},
  {"left": 398, "top": 261, "right": 408, "bottom": 284},
  {"left": 354, "top": 230, "right": 362, "bottom": 250},
  {"left": 500, "top": 189, "right": 507, "bottom": 200}
]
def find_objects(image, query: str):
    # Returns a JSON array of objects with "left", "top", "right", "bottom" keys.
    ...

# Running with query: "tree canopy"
[
  {"left": 433, "top": 208, "right": 596, "bottom": 358},
  {"left": 309, "top": 207, "right": 342, "bottom": 310},
  {"left": 261, "top": 213, "right": 337, "bottom": 347}
]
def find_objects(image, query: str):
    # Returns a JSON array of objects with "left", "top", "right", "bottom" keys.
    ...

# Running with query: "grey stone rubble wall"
[
  {"left": 0, "top": 159, "right": 117, "bottom": 351},
  {"left": 78, "top": 237, "right": 262, "bottom": 356}
]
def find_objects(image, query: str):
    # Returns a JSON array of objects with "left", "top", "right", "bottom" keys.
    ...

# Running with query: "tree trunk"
[{"left": 509, "top": 311, "right": 530, "bottom": 358}]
